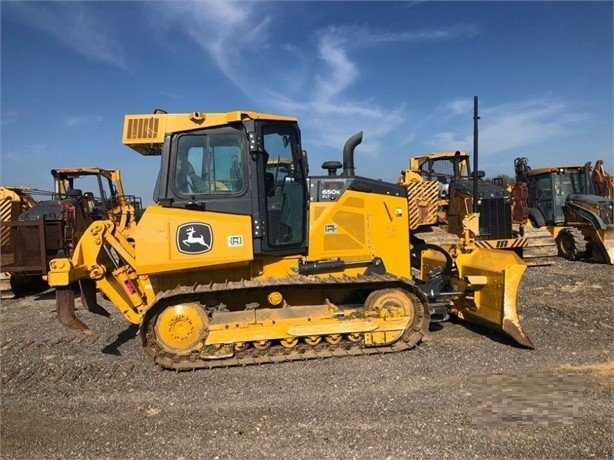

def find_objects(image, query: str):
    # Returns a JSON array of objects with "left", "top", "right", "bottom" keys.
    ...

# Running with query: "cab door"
[{"left": 256, "top": 122, "right": 308, "bottom": 255}]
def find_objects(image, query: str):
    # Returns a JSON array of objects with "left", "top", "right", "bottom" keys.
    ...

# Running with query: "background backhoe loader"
[
  {"left": 512, "top": 157, "right": 614, "bottom": 264},
  {"left": 1, "top": 168, "right": 142, "bottom": 298},
  {"left": 47, "top": 105, "right": 533, "bottom": 371}
]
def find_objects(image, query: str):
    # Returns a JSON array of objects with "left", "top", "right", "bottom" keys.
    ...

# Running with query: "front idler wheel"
[
  {"left": 153, "top": 302, "right": 208, "bottom": 355},
  {"left": 364, "top": 288, "right": 427, "bottom": 347}
]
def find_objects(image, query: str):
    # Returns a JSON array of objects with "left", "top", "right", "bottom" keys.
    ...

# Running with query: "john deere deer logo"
[{"left": 177, "top": 223, "right": 213, "bottom": 254}]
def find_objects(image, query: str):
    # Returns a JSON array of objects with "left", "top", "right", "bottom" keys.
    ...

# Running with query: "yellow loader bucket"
[
  {"left": 594, "top": 228, "right": 614, "bottom": 264},
  {"left": 452, "top": 248, "right": 534, "bottom": 348}
]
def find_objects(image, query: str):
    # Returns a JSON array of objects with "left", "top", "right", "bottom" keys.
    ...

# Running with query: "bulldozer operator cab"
[
  {"left": 157, "top": 118, "right": 308, "bottom": 255},
  {"left": 411, "top": 151, "right": 470, "bottom": 198}
]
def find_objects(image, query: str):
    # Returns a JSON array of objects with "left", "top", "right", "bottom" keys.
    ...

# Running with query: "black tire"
[
  {"left": 528, "top": 208, "right": 546, "bottom": 228},
  {"left": 555, "top": 227, "right": 587, "bottom": 261}
]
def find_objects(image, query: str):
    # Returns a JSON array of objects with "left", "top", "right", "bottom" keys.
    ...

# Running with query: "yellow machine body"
[
  {"left": 397, "top": 151, "right": 470, "bottom": 229},
  {"left": 48, "top": 110, "right": 533, "bottom": 370}
]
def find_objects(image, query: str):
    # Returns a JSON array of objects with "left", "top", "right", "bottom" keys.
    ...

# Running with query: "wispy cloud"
[
  {"left": 64, "top": 115, "right": 103, "bottom": 127},
  {"left": 0, "top": 110, "right": 22, "bottom": 127},
  {"left": 153, "top": 2, "right": 481, "bottom": 161},
  {"left": 448, "top": 99, "right": 474, "bottom": 115},
  {"left": 1, "top": 143, "right": 47, "bottom": 165},
  {"left": 314, "top": 31, "right": 358, "bottom": 103},
  {"left": 269, "top": 23, "right": 477, "bottom": 155},
  {"left": 428, "top": 98, "right": 590, "bottom": 155},
  {"left": 5, "top": 2, "right": 126, "bottom": 68},
  {"left": 322, "top": 23, "right": 479, "bottom": 47},
  {"left": 155, "top": 2, "right": 270, "bottom": 93}
]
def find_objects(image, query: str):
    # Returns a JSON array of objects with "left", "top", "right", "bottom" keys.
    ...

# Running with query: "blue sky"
[{"left": 2, "top": 1, "right": 612, "bottom": 205}]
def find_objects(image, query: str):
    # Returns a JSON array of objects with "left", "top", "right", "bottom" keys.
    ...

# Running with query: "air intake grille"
[
  {"left": 126, "top": 117, "right": 160, "bottom": 141},
  {"left": 404, "top": 181, "right": 439, "bottom": 230},
  {"left": 479, "top": 197, "right": 513, "bottom": 240}
]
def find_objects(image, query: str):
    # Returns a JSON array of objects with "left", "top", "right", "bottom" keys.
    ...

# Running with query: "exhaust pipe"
[
  {"left": 473, "top": 96, "right": 479, "bottom": 213},
  {"left": 342, "top": 131, "right": 363, "bottom": 177}
]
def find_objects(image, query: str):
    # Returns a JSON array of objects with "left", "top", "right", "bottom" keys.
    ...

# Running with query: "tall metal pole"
[{"left": 473, "top": 96, "right": 480, "bottom": 213}]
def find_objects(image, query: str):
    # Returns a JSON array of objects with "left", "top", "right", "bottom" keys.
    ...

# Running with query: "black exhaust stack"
[
  {"left": 473, "top": 96, "right": 480, "bottom": 213},
  {"left": 342, "top": 131, "right": 363, "bottom": 177}
]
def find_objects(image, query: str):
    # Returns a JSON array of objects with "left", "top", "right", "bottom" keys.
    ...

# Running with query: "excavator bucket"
[{"left": 452, "top": 248, "right": 534, "bottom": 348}]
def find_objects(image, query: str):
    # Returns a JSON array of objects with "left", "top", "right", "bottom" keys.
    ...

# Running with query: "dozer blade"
[
  {"left": 453, "top": 248, "right": 534, "bottom": 348},
  {"left": 56, "top": 285, "right": 92, "bottom": 335}
]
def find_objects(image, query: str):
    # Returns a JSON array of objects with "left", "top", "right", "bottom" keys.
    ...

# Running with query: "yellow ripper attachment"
[
  {"left": 54, "top": 279, "right": 111, "bottom": 335},
  {"left": 452, "top": 248, "right": 534, "bottom": 348}
]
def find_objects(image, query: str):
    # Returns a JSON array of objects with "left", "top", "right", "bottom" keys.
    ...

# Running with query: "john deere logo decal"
[{"left": 177, "top": 223, "right": 213, "bottom": 254}]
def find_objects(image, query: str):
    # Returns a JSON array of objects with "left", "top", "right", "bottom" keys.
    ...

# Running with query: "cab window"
[{"left": 174, "top": 132, "right": 244, "bottom": 195}]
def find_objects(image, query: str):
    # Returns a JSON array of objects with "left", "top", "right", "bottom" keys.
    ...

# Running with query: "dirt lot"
[{"left": 1, "top": 258, "right": 612, "bottom": 459}]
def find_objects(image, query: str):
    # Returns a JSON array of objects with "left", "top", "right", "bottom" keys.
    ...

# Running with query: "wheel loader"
[
  {"left": 0, "top": 168, "right": 142, "bottom": 298},
  {"left": 47, "top": 109, "right": 534, "bottom": 371},
  {"left": 512, "top": 157, "right": 614, "bottom": 264}
]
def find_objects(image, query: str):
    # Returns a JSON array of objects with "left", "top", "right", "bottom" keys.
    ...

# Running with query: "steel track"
[{"left": 142, "top": 274, "right": 428, "bottom": 371}]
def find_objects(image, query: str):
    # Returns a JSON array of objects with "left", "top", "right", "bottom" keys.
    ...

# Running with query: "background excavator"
[
  {"left": 0, "top": 167, "right": 142, "bottom": 298},
  {"left": 512, "top": 157, "right": 614, "bottom": 264},
  {"left": 47, "top": 104, "right": 533, "bottom": 371}
]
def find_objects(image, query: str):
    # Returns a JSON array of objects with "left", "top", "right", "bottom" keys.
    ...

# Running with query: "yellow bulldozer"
[
  {"left": 1, "top": 167, "right": 142, "bottom": 298},
  {"left": 47, "top": 109, "right": 534, "bottom": 371},
  {"left": 397, "top": 101, "right": 533, "bottom": 262},
  {"left": 397, "top": 150, "right": 471, "bottom": 230}
]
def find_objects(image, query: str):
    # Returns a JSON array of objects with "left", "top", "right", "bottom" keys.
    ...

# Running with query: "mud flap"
[
  {"left": 56, "top": 285, "right": 92, "bottom": 335},
  {"left": 453, "top": 248, "right": 534, "bottom": 348}
]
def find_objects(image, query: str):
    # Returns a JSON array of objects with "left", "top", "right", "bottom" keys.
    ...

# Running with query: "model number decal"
[
  {"left": 227, "top": 235, "right": 244, "bottom": 247},
  {"left": 322, "top": 189, "right": 342, "bottom": 195},
  {"left": 324, "top": 224, "right": 338, "bottom": 234}
]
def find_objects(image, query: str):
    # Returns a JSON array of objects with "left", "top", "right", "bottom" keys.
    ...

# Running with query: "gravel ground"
[{"left": 1, "top": 258, "right": 612, "bottom": 460}]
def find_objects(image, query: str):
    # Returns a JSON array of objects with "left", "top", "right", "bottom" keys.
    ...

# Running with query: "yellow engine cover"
[
  {"left": 133, "top": 205, "right": 253, "bottom": 275},
  {"left": 308, "top": 190, "right": 411, "bottom": 277}
]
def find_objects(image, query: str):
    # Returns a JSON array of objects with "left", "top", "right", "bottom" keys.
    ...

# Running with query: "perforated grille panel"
[
  {"left": 404, "top": 181, "right": 439, "bottom": 230},
  {"left": 125, "top": 116, "right": 160, "bottom": 141},
  {"left": 479, "top": 197, "right": 513, "bottom": 240}
]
